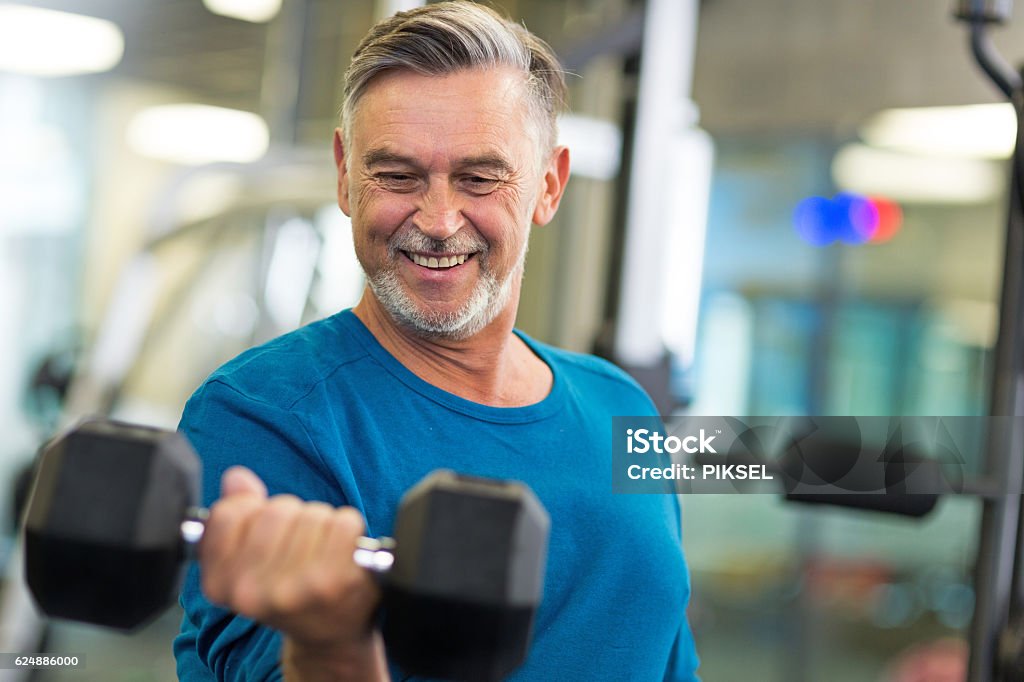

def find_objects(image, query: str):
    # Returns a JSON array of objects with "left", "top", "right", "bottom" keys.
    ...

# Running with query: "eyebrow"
[
  {"left": 457, "top": 154, "right": 515, "bottom": 175},
  {"left": 362, "top": 149, "right": 419, "bottom": 169},
  {"left": 361, "top": 148, "right": 514, "bottom": 174}
]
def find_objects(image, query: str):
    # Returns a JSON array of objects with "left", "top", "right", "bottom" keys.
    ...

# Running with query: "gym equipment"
[
  {"left": 954, "top": 2, "right": 1024, "bottom": 679},
  {"left": 23, "top": 419, "right": 549, "bottom": 681}
]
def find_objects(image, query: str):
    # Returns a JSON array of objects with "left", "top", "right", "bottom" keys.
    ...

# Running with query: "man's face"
[{"left": 335, "top": 66, "right": 565, "bottom": 340}]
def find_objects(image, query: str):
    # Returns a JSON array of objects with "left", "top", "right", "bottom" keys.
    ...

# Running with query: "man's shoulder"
[
  {"left": 523, "top": 335, "right": 655, "bottom": 408},
  {"left": 199, "top": 312, "right": 369, "bottom": 409}
]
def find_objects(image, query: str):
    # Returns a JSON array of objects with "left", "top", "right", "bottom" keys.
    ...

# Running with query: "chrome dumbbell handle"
[{"left": 180, "top": 506, "right": 396, "bottom": 573}]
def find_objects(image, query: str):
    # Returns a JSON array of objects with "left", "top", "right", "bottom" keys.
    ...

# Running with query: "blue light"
[
  {"left": 837, "top": 193, "right": 878, "bottom": 244},
  {"left": 793, "top": 192, "right": 881, "bottom": 246},
  {"left": 793, "top": 196, "right": 834, "bottom": 246}
]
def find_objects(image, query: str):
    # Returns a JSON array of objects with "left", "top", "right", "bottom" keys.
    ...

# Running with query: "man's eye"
[
  {"left": 376, "top": 173, "right": 418, "bottom": 190},
  {"left": 462, "top": 176, "right": 500, "bottom": 194}
]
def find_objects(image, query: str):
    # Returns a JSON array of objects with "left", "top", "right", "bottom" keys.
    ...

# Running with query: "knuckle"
[
  {"left": 206, "top": 500, "right": 239, "bottom": 530},
  {"left": 298, "top": 502, "right": 335, "bottom": 530},
  {"left": 303, "top": 500, "right": 335, "bottom": 517},
  {"left": 207, "top": 496, "right": 260, "bottom": 534},
  {"left": 268, "top": 493, "right": 303, "bottom": 508},
  {"left": 333, "top": 507, "right": 367, "bottom": 537},
  {"left": 258, "top": 495, "right": 302, "bottom": 524}
]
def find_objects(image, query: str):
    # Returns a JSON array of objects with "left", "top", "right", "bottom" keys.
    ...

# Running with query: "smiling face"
[{"left": 335, "top": 66, "right": 568, "bottom": 341}]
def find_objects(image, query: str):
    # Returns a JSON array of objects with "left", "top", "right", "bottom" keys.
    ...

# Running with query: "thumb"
[{"left": 220, "top": 466, "right": 268, "bottom": 499}]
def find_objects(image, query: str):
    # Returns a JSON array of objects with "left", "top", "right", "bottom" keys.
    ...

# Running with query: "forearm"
[{"left": 281, "top": 633, "right": 391, "bottom": 682}]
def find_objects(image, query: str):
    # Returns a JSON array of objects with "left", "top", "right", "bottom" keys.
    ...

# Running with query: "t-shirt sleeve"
[
  {"left": 664, "top": 493, "right": 701, "bottom": 681},
  {"left": 173, "top": 378, "right": 347, "bottom": 681},
  {"left": 663, "top": 618, "right": 701, "bottom": 682},
  {"left": 603, "top": 365, "right": 701, "bottom": 679}
]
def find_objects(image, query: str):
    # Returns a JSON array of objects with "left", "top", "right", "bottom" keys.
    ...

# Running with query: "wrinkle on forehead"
[
  {"left": 362, "top": 148, "right": 516, "bottom": 177},
  {"left": 348, "top": 66, "right": 544, "bottom": 171}
]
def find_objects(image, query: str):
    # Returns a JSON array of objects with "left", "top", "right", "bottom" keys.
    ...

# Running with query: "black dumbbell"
[{"left": 23, "top": 419, "right": 549, "bottom": 681}]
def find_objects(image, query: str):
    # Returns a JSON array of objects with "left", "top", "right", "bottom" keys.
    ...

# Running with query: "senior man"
[{"left": 173, "top": 2, "right": 699, "bottom": 680}]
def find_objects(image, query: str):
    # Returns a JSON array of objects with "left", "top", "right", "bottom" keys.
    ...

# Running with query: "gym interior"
[{"left": 2, "top": 0, "right": 1023, "bottom": 680}]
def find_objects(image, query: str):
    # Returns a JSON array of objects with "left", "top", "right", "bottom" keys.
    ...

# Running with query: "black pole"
[
  {"left": 955, "top": 4, "right": 1024, "bottom": 679},
  {"left": 968, "top": 106, "right": 1024, "bottom": 680}
]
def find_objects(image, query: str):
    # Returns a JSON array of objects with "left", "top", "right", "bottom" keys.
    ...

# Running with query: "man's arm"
[
  {"left": 665, "top": 493, "right": 701, "bottom": 681},
  {"left": 281, "top": 633, "right": 388, "bottom": 681},
  {"left": 176, "top": 378, "right": 388, "bottom": 681},
  {"left": 202, "top": 467, "right": 390, "bottom": 682},
  {"left": 663, "top": 615, "right": 701, "bottom": 682}
]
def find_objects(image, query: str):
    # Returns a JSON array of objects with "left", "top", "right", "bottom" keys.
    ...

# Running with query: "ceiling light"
[
  {"left": 0, "top": 4, "right": 123, "bottom": 76},
  {"left": 127, "top": 104, "right": 269, "bottom": 165},
  {"left": 860, "top": 103, "right": 1016, "bottom": 159},
  {"left": 557, "top": 115, "right": 622, "bottom": 181},
  {"left": 832, "top": 143, "right": 1004, "bottom": 204},
  {"left": 203, "top": 0, "right": 282, "bottom": 23}
]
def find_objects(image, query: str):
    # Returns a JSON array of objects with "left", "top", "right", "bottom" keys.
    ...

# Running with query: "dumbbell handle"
[{"left": 179, "top": 507, "right": 397, "bottom": 573}]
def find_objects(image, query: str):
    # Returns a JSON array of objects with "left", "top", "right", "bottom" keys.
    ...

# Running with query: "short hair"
[{"left": 341, "top": 1, "right": 568, "bottom": 154}]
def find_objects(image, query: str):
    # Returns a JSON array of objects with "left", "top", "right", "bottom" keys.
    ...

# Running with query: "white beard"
[{"left": 363, "top": 228, "right": 528, "bottom": 341}]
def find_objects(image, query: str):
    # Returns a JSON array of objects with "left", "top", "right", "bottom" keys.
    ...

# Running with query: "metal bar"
[
  {"left": 968, "top": 22, "right": 1022, "bottom": 99},
  {"left": 260, "top": 0, "right": 311, "bottom": 147},
  {"left": 967, "top": 57, "right": 1024, "bottom": 682}
]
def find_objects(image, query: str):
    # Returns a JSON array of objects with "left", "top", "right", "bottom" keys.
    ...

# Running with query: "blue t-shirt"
[{"left": 174, "top": 310, "right": 699, "bottom": 681}]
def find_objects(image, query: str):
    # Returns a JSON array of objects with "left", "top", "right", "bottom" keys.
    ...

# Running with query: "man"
[{"left": 174, "top": 2, "right": 699, "bottom": 680}]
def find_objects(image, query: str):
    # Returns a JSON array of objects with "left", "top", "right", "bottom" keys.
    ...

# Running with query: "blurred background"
[{"left": 0, "top": 0, "right": 1018, "bottom": 679}]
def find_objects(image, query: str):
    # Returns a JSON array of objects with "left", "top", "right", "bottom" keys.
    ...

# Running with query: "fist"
[{"left": 199, "top": 466, "right": 382, "bottom": 650}]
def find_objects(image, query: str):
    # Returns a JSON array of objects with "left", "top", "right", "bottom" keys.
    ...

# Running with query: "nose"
[{"left": 413, "top": 180, "right": 465, "bottom": 240}]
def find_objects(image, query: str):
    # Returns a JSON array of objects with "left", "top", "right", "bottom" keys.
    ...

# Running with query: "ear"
[
  {"left": 333, "top": 128, "right": 352, "bottom": 216},
  {"left": 531, "top": 145, "right": 571, "bottom": 226}
]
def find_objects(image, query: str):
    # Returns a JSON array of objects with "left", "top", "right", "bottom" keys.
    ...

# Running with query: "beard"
[{"left": 363, "top": 227, "right": 528, "bottom": 341}]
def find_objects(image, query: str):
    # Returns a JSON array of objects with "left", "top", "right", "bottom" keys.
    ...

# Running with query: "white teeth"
[{"left": 409, "top": 253, "right": 470, "bottom": 269}]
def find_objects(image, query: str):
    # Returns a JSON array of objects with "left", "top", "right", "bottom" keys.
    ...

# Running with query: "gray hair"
[{"left": 341, "top": 1, "right": 568, "bottom": 154}]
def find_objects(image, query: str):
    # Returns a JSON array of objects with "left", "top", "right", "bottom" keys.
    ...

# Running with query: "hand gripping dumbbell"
[{"left": 23, "top": 419, "right": 549, "bottom": 681}]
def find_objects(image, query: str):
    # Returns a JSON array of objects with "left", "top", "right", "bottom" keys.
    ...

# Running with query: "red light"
[{"left": 866, "top": 197, "right": 902, "bottom": 243}]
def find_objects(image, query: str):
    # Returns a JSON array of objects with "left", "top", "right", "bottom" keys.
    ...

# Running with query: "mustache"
[{"left": 388, "top": 228, "right": 488, "bottom": 256}]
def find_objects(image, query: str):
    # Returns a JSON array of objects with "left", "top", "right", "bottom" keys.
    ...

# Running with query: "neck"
[{"left": 352, "top": 290, "right": 551, "bottom": 407}]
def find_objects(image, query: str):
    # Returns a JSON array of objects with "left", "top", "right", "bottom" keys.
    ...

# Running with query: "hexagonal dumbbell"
[{"left": 23, "top": 419, "right": 549, "bottom": 681}]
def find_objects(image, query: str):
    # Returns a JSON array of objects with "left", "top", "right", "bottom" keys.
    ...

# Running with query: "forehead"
[{"left": 349, "top": 66, "right": 540, "bottom": 163}]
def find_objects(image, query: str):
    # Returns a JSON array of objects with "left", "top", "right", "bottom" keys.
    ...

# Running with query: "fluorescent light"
[
  {"left": 0, "top": 4, "right": 123, "bottom": 76},
  {"left": 264, "top": 217, "right": 320, "bottom": 330},
  {"left": 832, "top": 143, "right": 1004, "bottom": 204},
  {"left": 0, "top": 122, "right": 81, "bottom": 235},
  {"left": 203, "top": 0, "right": 282, "bottom": 23},
  {"left": 659, "top": 127, "right": 714, "bottom": 368},
  {"left": 127, "top": 104, "right": 269, "bottom": 165},
  {"left": 860, "top": 103, "right": 1016, "bottom": 159},
  {"left": 557, "top": 114, "right": 622, "bottom": 181},
  {"left": 311, "top": 204, "right": 364, "bottom": 316},
  {"left": 173, "top": 171, "right": 245, "bottom": 225},
  {"left": 375, "top": 1, "right": 427, "bottom": 21}
]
